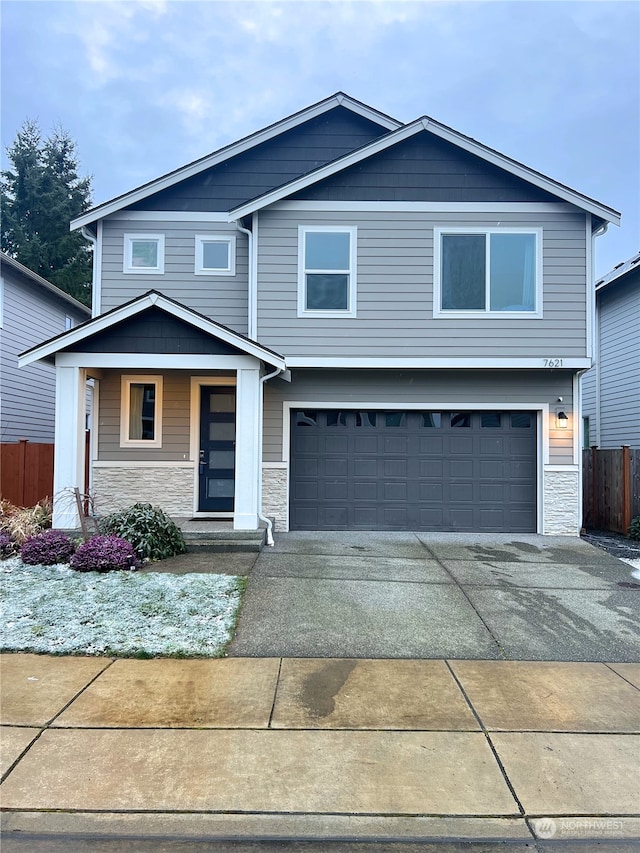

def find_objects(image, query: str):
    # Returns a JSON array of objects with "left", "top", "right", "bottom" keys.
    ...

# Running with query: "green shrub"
[
  {"left": 629, "top": 516, "right": 640, "bottom": 541},
  {"left": 99, "top": 503, "right": 186, "bottom": 561}
]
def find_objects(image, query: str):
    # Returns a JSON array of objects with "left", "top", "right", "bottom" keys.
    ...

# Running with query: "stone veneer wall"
[
  {"left": 93, "top": 465, "right": 194, "bottom": 516},
  {"left": 543, "top": 468, "right": 580, "bottom": 535},
  {"left": 262, "top": 466, "right": 288, "bottom": 531}
]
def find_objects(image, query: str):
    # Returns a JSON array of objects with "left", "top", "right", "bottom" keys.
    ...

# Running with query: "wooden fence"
[
  {"left": 582, "top": 446, "right": 640, "bottom": 533},
  {"left": 0, "top": 440, "right": 54, "bottom": 507}
]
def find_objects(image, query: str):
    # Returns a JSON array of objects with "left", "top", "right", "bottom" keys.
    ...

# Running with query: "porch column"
[
  {"left": 52, "top": 364, "right": 86, "bottom": 529},
  {"left": 234, "top": 366, "right": 261, "bottom": 530}
]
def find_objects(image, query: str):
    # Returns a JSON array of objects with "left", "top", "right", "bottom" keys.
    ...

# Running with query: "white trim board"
[
  {"left": 285, "top": 357, "right": 592, "bottom": 369},
  {"left": 56, "top": 354, "right": 261, "bottom": 370},
  {"left": 93, "top": 461, "right": 195, "bottom": 468},
  {"left": 70, "top": 93, "right": 401, "bottom": 230}
]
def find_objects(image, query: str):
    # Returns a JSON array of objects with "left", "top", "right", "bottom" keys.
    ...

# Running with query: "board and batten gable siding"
[
  {"left": 597, "top": 272, "right": 640, "bottom": 448},
  {"left": 100, "top": 219, "right": 248, "bottom": 333},
  {"left": 256, "top": 208, "right": 587, "bottom": 358},
  {"left": 290, "top": 131, "right": 560, "bottom": 204},
  {"left": 263, "top": 369, "right": 576, "bottom": 465},
  {"left": 125, "top": 108, "right": 391, "bottom": 213},
  {"left": 1, "top": 266, "right": 89, "bottom": 443}
]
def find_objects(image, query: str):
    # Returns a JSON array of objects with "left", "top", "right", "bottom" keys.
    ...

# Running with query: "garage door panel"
[{"left": 290, "top": 409, "right": 537, "bottom": 532}]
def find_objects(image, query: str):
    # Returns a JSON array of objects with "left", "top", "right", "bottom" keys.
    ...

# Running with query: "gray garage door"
[{"left": 290, "top": 410, "right": 537, "bottom": 532}]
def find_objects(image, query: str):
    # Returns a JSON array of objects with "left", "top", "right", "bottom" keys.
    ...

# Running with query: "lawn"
[{"left": 0, "top": 558, "right": 245, "bottom": 657}]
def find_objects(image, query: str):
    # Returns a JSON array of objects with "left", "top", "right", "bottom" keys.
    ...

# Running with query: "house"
[
  {"left": 19, "top": 93, "right": 621, "bottom": 536},
  {"left": 581, "top": 251, "right": 640, "bottom": 449},
  {"left": 1, "top": 253, "right": 90, "bottom": 444}
]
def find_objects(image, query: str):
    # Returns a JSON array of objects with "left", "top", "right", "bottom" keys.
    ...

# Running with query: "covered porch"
[{"left": 18, "top": 291, "right": 286, "bottom": 532}]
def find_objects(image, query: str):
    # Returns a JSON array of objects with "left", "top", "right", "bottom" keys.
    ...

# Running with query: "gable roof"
[
  {"left": 596, "top": 250, "right": 640, "bottom": 292},
  {"left": 70, "top": 93, "right": 401, "bottom": 231},
  {"left": 19, "top": 290, "right": 285, "bottom": 369},
  {"left": 228, "top": 117, "right": 621, "bottom": 225},
  {"left": 1, "top": 252, "right": 91, "bottom": 317}
]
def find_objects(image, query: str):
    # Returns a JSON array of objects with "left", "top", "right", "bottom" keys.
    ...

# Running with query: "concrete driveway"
[{"left": 229, "top": 533, "right": 640, "bottom": 661}]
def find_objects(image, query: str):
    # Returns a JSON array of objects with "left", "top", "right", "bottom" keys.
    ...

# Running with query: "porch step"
[{"left": 182, "top": 529, "right": 265, "bottom": 553}]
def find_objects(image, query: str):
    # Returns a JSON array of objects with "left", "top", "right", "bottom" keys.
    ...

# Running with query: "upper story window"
[
  {"left": 298, "top": 226, "right": 357, "bottom": 318},
  {"left": 434, "top": 228, "right": 542, "bottom": 318},
  {"left": 123, "top": 233, "right": 165, "bottom": 274},
  {"left": 65, "top": 316, "right": 74, "bottom": 331},
  {"left": 120, "top": 375, "right": 163, "bottom": 448},
  {"left": 195, "top": 234, "right": 236, "bottom": 276}
]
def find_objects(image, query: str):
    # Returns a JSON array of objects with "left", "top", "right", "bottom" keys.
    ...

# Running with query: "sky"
[{"left": 2, "top": 0, "right": 638, "bottom": 278}]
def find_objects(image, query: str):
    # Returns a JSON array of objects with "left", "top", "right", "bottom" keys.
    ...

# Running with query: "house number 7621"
[{"left": 543, "top": 358, "right": 563, "bottom": 368}]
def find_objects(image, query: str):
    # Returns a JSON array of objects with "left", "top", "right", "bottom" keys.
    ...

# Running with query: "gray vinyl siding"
[
  {"left": 100, "top": 220, "right": 248, "bottom": 334},
  {"left": 257, "top": 208, "right": 587, "bottom": 358},
  {"left": 263, "top": 368, "right": 575, "bottom": 465},
  {"left": 97, "top": 369, "right": 191, "bottom": 461},
  {"left": 597, "top": 273, "right": 640, "bottom": 448},
  {"left": 0, "top": 266, "right": 89, "bottom": 443},
  {"left": 125, "top": 109, "right": 389, "bottom": 213},
  {"left": 291, "top": 132, "right": 559, "bottom": 203},
  {"left": 96, "top": 369, "right": 236, "bottom": 461}
]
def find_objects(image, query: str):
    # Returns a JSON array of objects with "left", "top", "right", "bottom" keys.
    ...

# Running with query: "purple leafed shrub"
[
  {"left": 70, "top": 535, "right": 140, "bottom": 573},
  {"left": 20, "top": 530, "right": 75, "bottom": 565},
  {"left": 0, "top": 532, "right": 18, "bottom": 559}
]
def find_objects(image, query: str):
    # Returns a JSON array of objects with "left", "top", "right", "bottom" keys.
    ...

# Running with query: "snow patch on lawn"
[{"left": 0, "top": 558, "right": 244, "bottom": 657}]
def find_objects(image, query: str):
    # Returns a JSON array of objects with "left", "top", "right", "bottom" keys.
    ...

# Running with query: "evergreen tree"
[{"left": 1, "top": 120, "right": 93, "bottom": 306}]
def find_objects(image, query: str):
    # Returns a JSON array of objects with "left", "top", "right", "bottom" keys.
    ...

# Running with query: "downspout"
[
  {"left": 233, "top": 218, "right": 257, "bottom": 340},
  {"left": 81, "top": 226, "right": 98, "bottom": 317},
  {"left": 232, "top": 217, "right": 281, "bottom": 545},
  {"left": 591, "top": 222, "right": 609, "bottom": 447},
  {"left": 258, "top": 366, "right": 283, "bottom": 545}
]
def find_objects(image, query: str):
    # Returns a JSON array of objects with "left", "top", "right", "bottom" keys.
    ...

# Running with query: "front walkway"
[{"left": 1, "top": 653, "right": 639, "bottom": 844}]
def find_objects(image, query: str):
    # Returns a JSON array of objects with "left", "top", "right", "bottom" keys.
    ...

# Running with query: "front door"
[{"left": 199, "top": 386, "right": 236, "bottom": 512}]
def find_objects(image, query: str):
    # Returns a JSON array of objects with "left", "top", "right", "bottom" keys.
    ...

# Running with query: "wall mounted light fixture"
[{"left": 556, "top": 410, "right": 568, "bottom": 429}]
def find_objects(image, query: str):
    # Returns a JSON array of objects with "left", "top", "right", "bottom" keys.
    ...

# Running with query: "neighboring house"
[
  {"left": 581, "top": 251, "right": 640, "bottom": 449},
  {"left": 1, "top": 253, "right": 90, "bottom": 444},
  {"left": 20, "top": 93, "right": 621, "bottom": 535}
]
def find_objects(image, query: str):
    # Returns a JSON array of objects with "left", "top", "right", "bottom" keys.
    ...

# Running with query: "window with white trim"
[
  {"left": 65, "top": 315, "right": 74, "bottom": 331},
  {"left": 123, "top": 234, "right": 165, "bottom": 274},
  {"left": 298, "top": 226, "right": 357, "bottom": 317},
  {"left": 120, "top": 375, "right": 163, "bottom": 447},
  {"left": 434, "top": 228, "right": 542, "bottom": 317},
  {"left": 195, "top": 234, "right": 236, "bottom": 275}
]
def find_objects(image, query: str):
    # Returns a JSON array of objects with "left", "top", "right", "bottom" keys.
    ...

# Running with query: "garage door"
[{"left": 290, "top": 410, "right": 537, "bottom": 532}]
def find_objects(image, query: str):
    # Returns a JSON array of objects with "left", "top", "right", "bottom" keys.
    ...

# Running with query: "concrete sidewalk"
[{"left": 1, "top": 653, "right": 639, "bottom": 845}]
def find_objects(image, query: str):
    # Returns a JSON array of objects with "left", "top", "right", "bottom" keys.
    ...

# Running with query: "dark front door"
[{"left": 199, "top": 386, "right": 236, "bottom": 512}]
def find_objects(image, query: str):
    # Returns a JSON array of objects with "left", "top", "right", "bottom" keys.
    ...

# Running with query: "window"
[
  {"left": 298, "top": 226, "right": 357, "bottom": 317},
  {"left": 435, "top": 228, "right": 541, "bottom": 316},
  {"left": 123, "top": 234, "right": 165, "bottom": 274},
  {"left": 583, "top": 416, "right": 591, "bottom": 449},
  {"left": 120, "top": 375, "right": 163, "bottom": 447},
  {"left": 195, "top": 234, "right": 236, "bottom": 276},
  {"left": 65, "top": 316, "right": 74, "bottom": 331}
]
